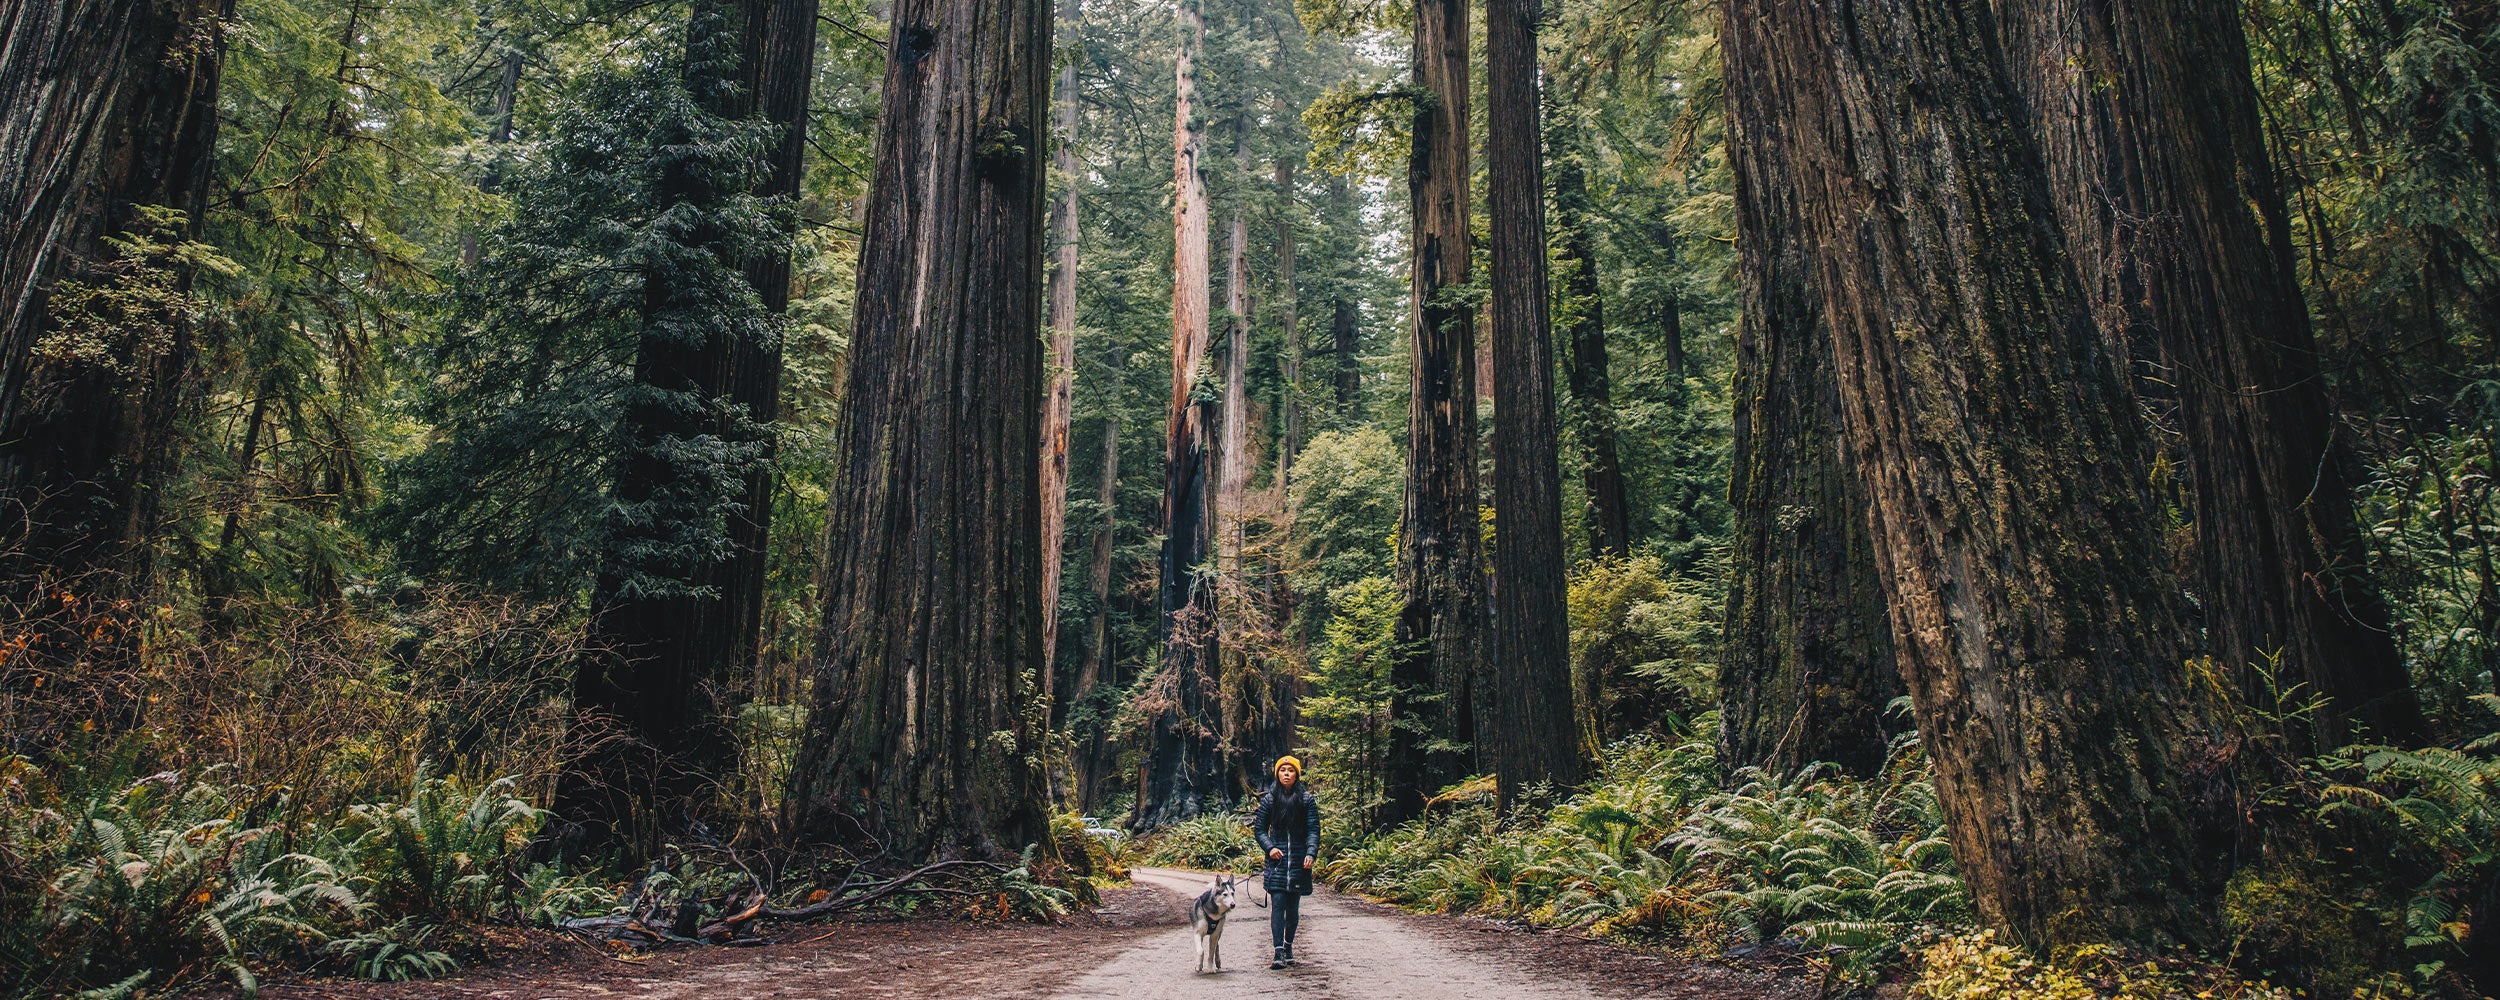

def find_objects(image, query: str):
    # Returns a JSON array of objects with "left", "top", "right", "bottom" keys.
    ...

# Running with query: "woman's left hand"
[{"left": 1301, "top": 857, "right": 1313, "bottom": 869}]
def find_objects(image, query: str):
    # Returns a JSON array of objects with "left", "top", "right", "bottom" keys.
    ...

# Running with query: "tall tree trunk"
[
  {"left": 1327, "top": 175, "right": 1362, "bottom": 413},
  {"left": 1075, "top": 395, "right": 1121, "bottom": 810},
  {"left": 0, "top": 0, "right": 233, "bottom": 596},
  {"left": 1140, "top": 0, "right": 1225, "bottom": 829},
  {"left": 1385, "top": 0, "right": 1482, "bottom": 824},
  {"left": 1546, "top": 104, "right": 1631, "bottom": 563},
  {"left": 782, "top": 0, "right": 1054, "bottom": 859},
  {"left": 1276, "top": 157, "right": 1302, "bottom": 471},
  {"left": 1725, "top": 0, "right": 2243, "bottom": 949},
  {"left": 1715, "top": 44, "right": 1900, "bottom": 779},
  {"left": 1997, "top": 0, "right": 2421, "bottom": 747},
  {"left": 1039, "top": 0, "right": 1083, "bottom": 720},
  {"left": 560, "top": 0, "right": 815, "bottom": 859},
  {"left": 1484, "top": 0, "right": 1579, "bottom": 800},
  {"left": 1218, "top": 123, "right": 1253, "bottom": 574}
]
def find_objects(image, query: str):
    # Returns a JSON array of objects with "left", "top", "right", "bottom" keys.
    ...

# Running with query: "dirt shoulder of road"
[{"left": 227, "top": 878, "right": 1187, "bottom": 1000}]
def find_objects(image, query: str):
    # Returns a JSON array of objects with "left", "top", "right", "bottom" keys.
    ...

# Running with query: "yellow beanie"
[{"left": 1275, "top": 755, "right": 1303, "bottom": 774}]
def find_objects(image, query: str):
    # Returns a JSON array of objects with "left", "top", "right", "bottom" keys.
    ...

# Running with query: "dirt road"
[{"left": 243, "top": 867, "right": 1812, "bottom": 999}]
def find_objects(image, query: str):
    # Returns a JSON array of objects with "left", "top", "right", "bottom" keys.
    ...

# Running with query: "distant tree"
[{"left": 1040, "top": 0, "right": 1085, "bottom": 723}]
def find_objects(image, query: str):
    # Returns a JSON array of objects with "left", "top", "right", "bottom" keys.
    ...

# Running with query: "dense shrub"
[
  {"left": 1128, "top": 810, "right": 1264, "bottom": 874},
  {"left": 0, "top": 759, "right": 609, "bottom": 998}
]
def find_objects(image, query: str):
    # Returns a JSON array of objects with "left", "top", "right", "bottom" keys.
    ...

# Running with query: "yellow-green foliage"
[
  {"left": 1567, "top": 557, "right": 1720, "bottom": 750},
  {"left": 1911, "top": 932, "right": 2298, "bottom": 1000},
  {"left": 2221, "top": 865, "right": 2402, "bottom": 997},
  {"left": 1325, "top": 736, "right": 1965, "bottom": 977},
  {"left": 1129, "top": 811, "right": 1264, "bottom": 874}
]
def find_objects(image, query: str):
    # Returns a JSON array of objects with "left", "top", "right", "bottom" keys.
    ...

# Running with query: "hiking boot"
[
  {"left": 1269, "top": 948, "right": 1287, "bottom": 970},
  {"left": 1283, "top": 943, "right": 1297, "bottom": 966}
]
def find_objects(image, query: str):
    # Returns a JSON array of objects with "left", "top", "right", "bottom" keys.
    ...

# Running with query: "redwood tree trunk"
[
  {"left": 1716, "top": 38, "right": 1900, "bottom": 779},
  {"left": 1726, "top": 0, "right": 2241, "bottom": 948},
  {"left": 1140, "top": 0, "right": 1226, "bottom": 829},
  {"left": 1996, "top": 0, "right": 2421, "bottom": 747},
  {"left": 1327, "top": 175, "right": 1362, "bottom": 412},
  {"left": 1040, "top": 0, "right": 1083, "bottom": 716},
  {"left": 0, "top": 0, "right": 232, "bottom": 592},
  {"left": 1546, "top": 105, "right": 1631, "bottom": 563},
  {"left": 1386, "top": 0, "right": 1482, "bottom": 824},
  {"left": 1484, "top": 0, "right": 1580, "bottom": 800},
  {"left": 561, "top": 0, "right": 816, "bottom": 858},
  {"left": 1276, "top": 157, "right": 1302, "bottom": 470},
  {"left": 785, "top": 0, "right": 1053, "bottom": 859}
]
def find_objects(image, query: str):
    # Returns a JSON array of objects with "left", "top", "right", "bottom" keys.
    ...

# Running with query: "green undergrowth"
[
  {"left": 1126, "top": 806, "right": 1265, "bottom": 875},
  {"left": 1323, "top": 734, "right": 1968, "bottom": 982},
  {"left": 0, "top": 756, "right": 612, "bottom": 998}
]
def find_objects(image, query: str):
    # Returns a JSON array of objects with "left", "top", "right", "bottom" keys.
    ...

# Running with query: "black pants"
[{"left": 1270, "top": 890, "right": 1301, "bottom": 947}]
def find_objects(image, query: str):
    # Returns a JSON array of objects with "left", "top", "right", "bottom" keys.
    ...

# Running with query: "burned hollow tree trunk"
[
  {"left": 1385, "top": 0, "right": 1483, "bottom": 825},
  {"left": 1484, "top": 0, "right": 1580, "bottom": 801},
  {"left": 1139, "top": 0, "right": 1226, "bottom": 830},
  {"left": 1715, "top": 23, "right": 1900, "bottom": 780},
  {"left": 783, "top": 0, "right": 1053, "bottom": 860},
  {"left": 1726, "top": 0, "right": 2245, "bottom": 949},
  {"left": 1039, "top": 0, "right": 1083, "bottom": 719},
  {"left": 1996, "top": 0, "right": 2421, "bottom": 747}
]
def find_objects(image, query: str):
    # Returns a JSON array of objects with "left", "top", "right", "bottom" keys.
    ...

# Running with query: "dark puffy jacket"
[{"left": 1255, "top": 784, "right": 1319, "bottom": 895}]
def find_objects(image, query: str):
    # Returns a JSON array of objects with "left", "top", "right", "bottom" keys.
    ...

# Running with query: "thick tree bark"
[
  {"left": 1140, "top": 0, "right": 1226, "bottom": 829},
  {"left": 1545, "top": 107, "right": 1631, "bottom": 562},
  {"left": 1074, "top": 399, "right": 1120, "bottom": 810},
  {"left": 1327, "top": 175, "right": 1362, "bottom": 413},
  {"left": 1040, "top": 0, "right": 1082, "bottom": 717},
  {"left": 1996, "top": 0, "right": 2421, "bottom": 747},
  {"left": 1725, "top": 0, "right": 2242, "bottom": 948},
  {"left": 1484, "top": 0, "right": 1580, "bottom": 800},
  {"left": 784, "top": 0, "right": 1053, "bottom": 859},
  {"left": 1385, "top": 0, "right": 1482, "bottom": 824},
  {"left": 0, "top": 0, "right": 232, "bottom": 593},
  {"left": 1716, "top": 40, "right": 1901, "bottom": 780},
  {"left": 561, "top": 0, "right": 816, "bottom": 858}
]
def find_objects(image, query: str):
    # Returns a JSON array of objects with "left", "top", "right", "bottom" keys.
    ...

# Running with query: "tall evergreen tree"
[
  {"left": 1386, "top": 0, "right": 1483, "bottom": 823},
  {"left": 1484, "top": 0, "right": 1580, "bottom": 799},
  {"left": 785, "top": 0, "right": 1055, "bottom": 858},
  {"left": 1040, "top": 0, "right": 1085, "bottom": 716},
  {"left": 557, "top": 0, "right": 818, "bottom": 857},
  {"left": 1141, "top": 0, "right": 1227, "bottom": 828}
]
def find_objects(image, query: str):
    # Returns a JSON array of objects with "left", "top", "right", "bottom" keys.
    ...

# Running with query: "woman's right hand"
[{"left": 1269, "top": 847, "right": 1284, "bottom": 861}]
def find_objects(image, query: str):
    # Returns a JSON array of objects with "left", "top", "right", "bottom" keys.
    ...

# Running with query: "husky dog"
[{"left": 1190, "top": 874, "right": 1239, "bottom": 973}]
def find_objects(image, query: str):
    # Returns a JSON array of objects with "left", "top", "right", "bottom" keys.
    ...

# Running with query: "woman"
[{"left": 1253, "top": 755, "right": 1319, "bottom": 969}]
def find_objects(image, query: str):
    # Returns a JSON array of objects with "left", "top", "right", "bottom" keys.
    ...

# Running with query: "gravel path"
[{"left": 1052, "top": 867, "right": 1615, "bottom": 999}]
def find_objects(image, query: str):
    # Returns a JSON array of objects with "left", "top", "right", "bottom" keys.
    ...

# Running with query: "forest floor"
[{"left": 232, "top": 868, "right": 1828, "bottom": 999}]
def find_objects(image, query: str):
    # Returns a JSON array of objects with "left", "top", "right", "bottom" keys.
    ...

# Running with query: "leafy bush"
[
  {"left": 1322, "top": 735, "right": 1966, "bottom": 979},
  {"left": 1568, "top": 556, "right": 1722, "bottom": 749},
  {"left": 2313, "top": 694, "right": 2500, "bottom": 984},
  {"left": 1910, "top": 931, "right": 2297, "bottom": 1000},
  {"left": 1129, "top": 811, "right": 1263, "bottom": 873},
  {"left": 0, "top": 759, "right": 610, "bottom": 997}
]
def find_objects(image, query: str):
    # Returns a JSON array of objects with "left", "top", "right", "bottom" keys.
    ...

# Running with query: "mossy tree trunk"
[
  {"left": 1717, "top": 23, "right": 1901, "bottom": 780},
  {"left": 1724, "top": 0, "right": 2245, "bottom": 949},
  {"left": 1040, "top": 0, "right": 1083, "bottom": 720},
  {"left": 784, "top": 0, "right": 1053, "bottom": 859},
  {"left": 1997, "top": 0, "right": 2422, "bottom": 747},
  {"left": 0, "top": 0, "right": 233, "bottom": 594}
]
